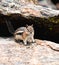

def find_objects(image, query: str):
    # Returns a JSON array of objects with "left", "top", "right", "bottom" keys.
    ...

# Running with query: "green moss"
[
  {"left": 49, "top": 27, "right": 53, "bottom": 30},
  {"left": 48, "top": 15, "right": 59, "bottom": 24},
  {"left": 28, "top": 15, "right": 59, "bottom": 24}
]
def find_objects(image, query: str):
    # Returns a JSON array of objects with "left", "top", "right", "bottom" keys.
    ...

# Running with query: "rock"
[
  {"left": 0, "top": 37, "right": 59, "bottom": 65},
  {"left": 0, "top": 0, "right": 59, "bottom": 16}
]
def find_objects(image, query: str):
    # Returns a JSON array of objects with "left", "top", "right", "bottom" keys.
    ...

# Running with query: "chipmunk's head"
[{"left": 26, "top": 24, "right": 34, "bottom": 33}]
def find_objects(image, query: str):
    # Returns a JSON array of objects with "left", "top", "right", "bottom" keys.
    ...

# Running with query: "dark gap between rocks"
[{"left": 0, "top": 14, "right": 59, "bottom": 43}]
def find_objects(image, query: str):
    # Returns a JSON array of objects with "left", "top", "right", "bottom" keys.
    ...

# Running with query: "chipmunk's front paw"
[
  {"left": 32, "top": 40, "right": 36, "bottom": 43},
  {"left": 24, "top": 42, "right": 27, "bottom": 46}
]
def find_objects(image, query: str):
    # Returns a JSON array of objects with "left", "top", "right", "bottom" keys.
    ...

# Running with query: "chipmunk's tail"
[{"left": 5, "top": 20, "right": 15, "bottom": 35}]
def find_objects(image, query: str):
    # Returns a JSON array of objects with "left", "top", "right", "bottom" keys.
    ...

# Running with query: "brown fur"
[{"left": 14, "top": 25, "right": 35, "bottom": 45}]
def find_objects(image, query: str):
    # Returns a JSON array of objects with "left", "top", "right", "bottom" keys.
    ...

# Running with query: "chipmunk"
[
  {"left": 14, "top": 24, "right": 35, "bottom": 45},
  {"left": 5, "top": 20, "right": 35, "bottom": 45}
]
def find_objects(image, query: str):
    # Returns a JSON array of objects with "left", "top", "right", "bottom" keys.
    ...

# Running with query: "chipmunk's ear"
[
  {"left": 26, "top": 24, "right": 28, "bottom": 28},
  {"left": 31, "top": 24, "right": 33, "bottom": 27}
]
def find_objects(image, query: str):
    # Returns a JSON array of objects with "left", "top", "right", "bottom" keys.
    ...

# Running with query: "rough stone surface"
[
  {"left": 0, "top": 0, "right": 59, "bottom": 17},
  {"left": 0, "top": 37, "right": 59, "bottom": 65}
]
